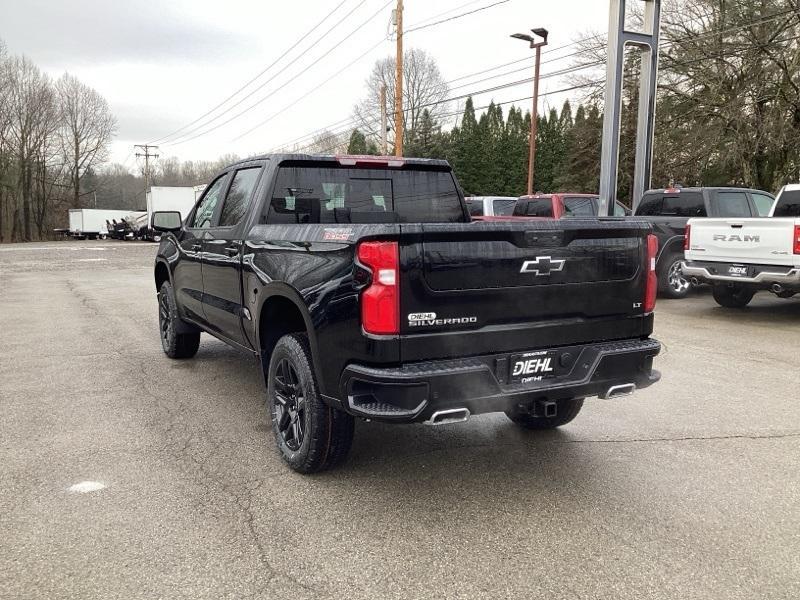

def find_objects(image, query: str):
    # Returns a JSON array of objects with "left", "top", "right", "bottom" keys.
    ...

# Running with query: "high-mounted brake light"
[
  {"left": 794, "top": 225, "right": 800, "bottom": 255},
  {"left": 357, "top": 241, "right": 399, "bottom": 335},
  {"left": 336, "top": 155, "right": 405, "bottom": 168},
  {"left": 684, "top": 223, "right": 691, "bottom": 251},
  {"left": 644, "top": 234, "right": 658, "bottom": 314}
]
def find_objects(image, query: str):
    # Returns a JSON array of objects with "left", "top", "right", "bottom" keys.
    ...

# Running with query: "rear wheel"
[
  {"left": 268, "top": 334, "right": 354, "bottom": 473},
  {"left": 712, "top": 284, "right": 755, "bottom": 308},
  {"left": 659, "top": 253, "right": 691, "bottom": 299},
  {"left": 505, "top": 398, "right": 584, "bottom": 430},
  {"left": 158, "top": 281, "right": 200, "bottom": 358}
]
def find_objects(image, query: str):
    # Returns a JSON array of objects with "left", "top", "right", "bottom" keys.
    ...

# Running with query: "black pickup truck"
[{"left": 152, "top": 154, "right": 661, "bottom": 473}]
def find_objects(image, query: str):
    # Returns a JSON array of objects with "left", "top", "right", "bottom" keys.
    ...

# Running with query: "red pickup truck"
[{"left": 474, "top": 194, "right": 630, "bottom": 221}]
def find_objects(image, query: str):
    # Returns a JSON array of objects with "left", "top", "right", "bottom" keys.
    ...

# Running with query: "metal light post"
[{"left": 511, "top": 28, "right": 548, "bottom": 196}]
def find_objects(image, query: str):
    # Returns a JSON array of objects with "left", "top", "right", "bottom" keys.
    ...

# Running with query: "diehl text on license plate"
[
  {"left": 509, "top": 350, "right": 558, "bottom": 383},
  {"left": 728, "top": 265, "right": 748, "bottom": 277}
]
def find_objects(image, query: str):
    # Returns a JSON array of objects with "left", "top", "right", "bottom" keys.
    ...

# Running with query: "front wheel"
[
  {"left": 505, "top": 398, "right": 584, "bottom": 430},
  {"left": 712, "top": 284, "right": 755, "bottom": 308},
  {"left": 268, "top": 334, "right": 354, "bottom": 473},
  {"left": 659, "top": 253, "right": 691, "bottom": 299}
]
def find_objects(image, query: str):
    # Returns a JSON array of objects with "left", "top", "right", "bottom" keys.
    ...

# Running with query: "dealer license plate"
[{"left": 509, "top": 350, "right": 558, "bottom": 384}]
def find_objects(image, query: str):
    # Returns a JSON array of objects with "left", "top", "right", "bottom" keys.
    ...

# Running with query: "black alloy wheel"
[{"left": 273, "top": 358, "right": 306, "bottom": 451}]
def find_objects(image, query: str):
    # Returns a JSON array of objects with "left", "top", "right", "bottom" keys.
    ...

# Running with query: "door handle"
[
  {"left": 225, "top": 246, "right": 241, "bottom": 257},
  {"left": 191, "top": 244, "right": 201, "bottom": 251}
]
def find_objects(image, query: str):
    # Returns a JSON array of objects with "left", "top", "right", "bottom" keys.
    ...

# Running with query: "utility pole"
[
  {"left": 511, "top": 28, "right": 549, "bottom": 196},
  {"left": 134, "top": 144, "right": 159, "bottom": 202},
  {"left": 394, "top": 0, "right": 404, "bottom": 157},
  {"left": 380, "top": 84, "right": 388, "bottom": 155}
]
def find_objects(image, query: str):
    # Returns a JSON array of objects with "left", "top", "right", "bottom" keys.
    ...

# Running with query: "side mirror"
[{"left": 152, "top": 211, "right": 182, "bottom": 232}]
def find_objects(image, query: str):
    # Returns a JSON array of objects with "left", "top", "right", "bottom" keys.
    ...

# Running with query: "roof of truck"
[{"left": 227, "top": 154, "right": 451, "bottom": 169}]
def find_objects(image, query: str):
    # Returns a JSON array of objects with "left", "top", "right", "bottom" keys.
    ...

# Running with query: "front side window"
[
  {"left": 263, "top": 164, "right": 464, "bottom": 224},
  {"left": 661, "top": 192, "right": 706, "bottom": 217},
  {"left": 563, "top": 197, "right": 597, "bottom": 217},
  {"left": 192, "top": 174, "right": 228, "bottom": 229},
  {"left": 716, "top": 192, "right": 752, "bottom": 218},
  {"left": 751, "top": 193, "right": 774, "bottom": 216},
  {"left": 218, "top": 167, "right": 262, "bottom": 227},
  {"left": 772, "top": 190, "right": 800, "bottom": 217}
]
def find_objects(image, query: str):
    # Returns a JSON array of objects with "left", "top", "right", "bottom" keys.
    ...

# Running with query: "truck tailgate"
[
  {"left": 687, "top": 218, "right": 797, "bottom": 265},
  {"left": 398, "top": 220, "right": 652, "bottom": 362}
]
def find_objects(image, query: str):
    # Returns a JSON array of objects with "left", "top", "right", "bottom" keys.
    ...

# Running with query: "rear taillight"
[
  {"left": 357, "top": 241, "right": 399, "bottom": 335},
  {"left": 684, "top": 224, "right": 691, "bottom": 251},
  {"left": 794, "top": 225, "right": 800, "bottom": 255},
  {"left": 644, "top": 234, "right": 658, "bottom": 314}
]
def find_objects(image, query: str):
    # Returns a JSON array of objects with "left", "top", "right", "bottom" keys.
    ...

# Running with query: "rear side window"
[
  {"left": 636, "top": 193, "right": 663, "bottom": 216},
  {"left": 662, "top": 192, "right": 706, "bottom": 217},
  {"left": 264, "top": 165, "right": 465, "bottom": 224},
  {"left": 715, "top": 192, "right": 752, "bottom": 218},
  {"left": 219, "top": 167, "right": 261, "bottom": 227},
  {"left": 514, "top": 199, "right": 554, "bottom": 217},
  {"left": 492, "top": 198, "right": 516, "bottom": 216},
  {"left": 465, "top": 199, "right": 483, "bottom": 216},
  {"left": 773, "top": 190, "right": 800, "bottom": 217},
  {"left": 751, "top": 193, "right": 774, "bottom": 216},
  {"left": 563, "top": 197, "right": 597, "bottom": 217}
]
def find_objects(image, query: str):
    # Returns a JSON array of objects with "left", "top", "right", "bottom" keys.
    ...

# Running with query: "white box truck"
[
  {"left": 67, "top": 209, "right": 138, "bottom": 239},
  {"left": 143, "top": 186, "right": 200, "bottom": 240}
]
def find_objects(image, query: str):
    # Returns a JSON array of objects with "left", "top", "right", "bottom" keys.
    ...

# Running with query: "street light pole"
[{"left": 511, "top": 28, "right": 549, "bottom": 196}]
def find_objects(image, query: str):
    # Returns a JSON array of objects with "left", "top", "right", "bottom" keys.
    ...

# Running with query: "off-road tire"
[
  {"left": 712, "top": 284, "right": 755, "bottom": 308},
  {"left": 158, "top": 281, "right": 200, "bottom": 359},
  {"left": 268, "top": 333, "right": 354, "bottom": 473},
  {"left": 658, "top": 252, "right": 691, "bottom": 299},
  {"left": 506, "top": 398, "right": 584, "bottom": 430}
]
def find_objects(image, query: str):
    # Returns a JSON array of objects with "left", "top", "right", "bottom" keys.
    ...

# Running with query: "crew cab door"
[
  {"left": 200, "top": 164, "right": 264, "bottom": 348},
  {"left": 174, "top": 172, "right": 230, "bottom": 325}
]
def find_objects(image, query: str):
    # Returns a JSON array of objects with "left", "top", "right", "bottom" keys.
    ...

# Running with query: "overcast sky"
[{"left": 0, "top": 0, "right": 610, "bottom": 168}]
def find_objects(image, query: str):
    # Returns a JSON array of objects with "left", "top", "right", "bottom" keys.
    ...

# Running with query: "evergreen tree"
[{"left": 346, "top": 129, "right": 369, "bottom": 154}]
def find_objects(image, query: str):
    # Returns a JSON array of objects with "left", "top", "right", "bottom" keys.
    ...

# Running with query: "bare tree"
[
  {"left": 352, "top": 48, "right": 449, "bottom": 148},
  {"left": 56, "top": 73, "right": 116, "bottom": 209},
  {"left": 6, "top": 56, "right": 59, "bottom": 241}
]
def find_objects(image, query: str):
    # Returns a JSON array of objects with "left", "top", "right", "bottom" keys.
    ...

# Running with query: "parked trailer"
[
  {"left": 141, "top": 187, "right": 200, "bottom": 241},
  {"left": 67, "top": 209, "right": 138, "bottom": 239}
]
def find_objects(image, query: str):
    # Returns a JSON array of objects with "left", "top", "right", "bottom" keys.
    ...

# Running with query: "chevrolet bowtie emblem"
[{"left": 520, "top": 256, "right": 566, "bottom": 276}]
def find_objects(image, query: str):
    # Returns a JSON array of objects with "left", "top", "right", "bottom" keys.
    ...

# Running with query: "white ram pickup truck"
[{"left": 682, "top": 184, "right": 800, "bottom": 308}]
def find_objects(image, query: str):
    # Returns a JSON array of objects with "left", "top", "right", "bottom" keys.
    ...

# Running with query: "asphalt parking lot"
[{"left": 1, "top": 240, "right": 799, "bottom": 599}]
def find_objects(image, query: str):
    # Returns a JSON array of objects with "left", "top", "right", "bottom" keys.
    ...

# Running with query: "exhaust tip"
[
  {"left": 690, "top": 277, "right": 700, "bottom": 286},
  {"left": 771, "top": 283, "right": 784, "bottom": 294},
  {"left": 601, "top": 383, "right": 636, "bottom": 399},
  {"left": 425, "top": 408, "right": 470, "bottom": 426}
]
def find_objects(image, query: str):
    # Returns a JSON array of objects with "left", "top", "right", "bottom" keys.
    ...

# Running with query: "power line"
[
  {"left": 148, "top": 0, "right": 350, "bottom": 145},
  {"left": 162, "top": 0, "right": 392, "bottom": 148},
  {"left": 406, "top": 0, "right": 512, "bottom": 33}
]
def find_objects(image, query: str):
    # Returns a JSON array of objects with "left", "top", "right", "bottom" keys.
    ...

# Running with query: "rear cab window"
[
  {"left": 751, "top": 192, "right": 775, "bottom": 216},
  {"left": 263, "top": 162, "right": 467, "bottom": 224},
  {"left": 492, "top": 198, "right": 516, "bottom": 216},
  {"left": 661, "top": 191, "right": 706, "bottom": 217},
  {"left": 513, "top": 199, "right": 554, "bottom": 217},
  {"left": 635, "top": 193, "right": 664, "bottom": 216},
  {"left": 773, "top": 190, "right": 800, "bottom": 217},
  {"left": 465, "top": 199, "right": 484, "bottom": 217}
]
